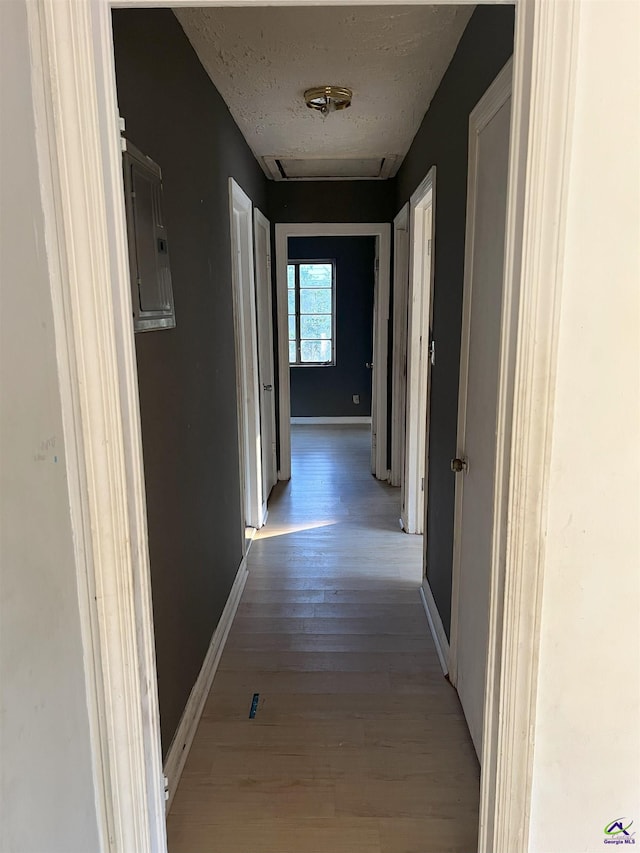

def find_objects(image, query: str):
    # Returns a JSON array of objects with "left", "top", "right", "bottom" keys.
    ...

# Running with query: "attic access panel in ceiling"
[
  {"left": 176, "top": 5, "right": 474, "bottom": 181},
  {"left": 264, "top": 157, "right": 398, "bottom": 181}
]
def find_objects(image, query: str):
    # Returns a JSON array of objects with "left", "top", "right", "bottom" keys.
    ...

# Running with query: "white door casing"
[
  {"left": 26, "top": 0, "right": 585, "bottom": 850},
  {"left": 275, "top": 223, "right": 391, "bottom": 482},
  {"left": 449, "top": 61, "right": 513, "bottom": 758},
  {"left": 229, "top": 178, "right": 263, "bottom": 532},
  {"left": 370, "top": 240, "right": 380, "bottom": 475},
  {"left": 401, "top": 168, "right": 436, "bottom": 535},
  {"left": 390, "top": 203, "right": 409, "bottom": 488},
  {"left": 253, "top": 208, "right": 278, "bottom": 515}
]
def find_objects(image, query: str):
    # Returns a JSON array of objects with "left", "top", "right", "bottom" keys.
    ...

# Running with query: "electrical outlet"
[{"left": 352, "top": 394, "right": 360, "bottom": 405}]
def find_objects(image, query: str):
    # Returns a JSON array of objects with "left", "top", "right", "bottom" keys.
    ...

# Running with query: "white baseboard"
[
  {"left": 163, "top": 554, "right": 249, "bottom": 810},
  {"left": 420, "top": 580, "right": 450, "bottom": 676},
  {"left": 290, "top": 416, "right": 372, "bottom": 425}
]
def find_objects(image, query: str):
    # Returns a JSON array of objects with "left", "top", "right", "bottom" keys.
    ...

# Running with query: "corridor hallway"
[{"left": 166, "top": 425, "right": 479, "bottom": 853}]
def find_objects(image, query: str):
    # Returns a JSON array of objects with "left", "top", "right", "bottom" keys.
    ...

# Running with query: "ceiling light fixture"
[{"left": 304, "top": 86, "right": 353, "bottom": 116}]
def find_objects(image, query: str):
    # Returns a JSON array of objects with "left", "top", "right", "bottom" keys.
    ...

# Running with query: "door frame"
[
  {"left": 253, "top": 207, "right": 278, "bottom": 511},
  {"left": 229, "top": 178, "right": 264, "bottom": 532},
  {"left": 401, "top": 168, "right": 436, "bottom": 534},
  {"left": 26, "top": 0, "right": 581, "bottom": 851},
  {"left": 274, "top": 222, "right": 391, "bottom": 482},
  {"left": 449, "top": 60, "right": 513, "bottom": 688},
  {"left": 389, "top": 203, "right": 409, "bottom": 488},
  {"left": 448, "top": 59, "right": 513, "bottom": 765}
]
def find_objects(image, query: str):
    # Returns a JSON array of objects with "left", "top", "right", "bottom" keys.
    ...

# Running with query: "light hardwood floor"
[{"left": 167, "top": 425, "right": 479, "bottom": 853}]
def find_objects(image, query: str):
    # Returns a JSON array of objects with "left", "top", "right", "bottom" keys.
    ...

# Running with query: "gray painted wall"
[
  {"left": 269, "top": 180, "right": 396, "bottom": 225},
  {"left": 0, "top": 2, "right": 102, "bottom": 850},
  {"left": 289, "top": 236, "right": 376, "bottom": 417},
  {"left": 396, "top": 5, "right": 515, "bottom": 637},
  {"left": 112, "top": 9, "right": 268, "bottom": 755}
]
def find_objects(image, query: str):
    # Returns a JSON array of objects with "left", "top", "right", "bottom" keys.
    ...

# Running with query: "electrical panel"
[{"left": 122, "top": 140, "right": 175, "bottom": 332}]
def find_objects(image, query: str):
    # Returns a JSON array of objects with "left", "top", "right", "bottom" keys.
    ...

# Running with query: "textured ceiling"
[{"left": 175, "top": 5, "right": 473, "bottom": 179}]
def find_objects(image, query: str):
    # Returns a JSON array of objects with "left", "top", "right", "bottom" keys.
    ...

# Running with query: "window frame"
[{"left": 287, "top": 258, "right": 337, "bottom": 367}]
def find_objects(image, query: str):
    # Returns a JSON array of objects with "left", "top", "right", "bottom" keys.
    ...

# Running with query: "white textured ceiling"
[{"left": 175, "top": 5, "right": 473, "bottom": 179}]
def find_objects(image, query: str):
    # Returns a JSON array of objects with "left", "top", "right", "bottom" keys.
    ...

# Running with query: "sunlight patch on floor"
[{"left": 256, "top": 519, "right": 338, "bottom": 540}]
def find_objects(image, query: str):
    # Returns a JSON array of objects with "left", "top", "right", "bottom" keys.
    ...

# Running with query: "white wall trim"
[
  {"left": 163, "top": 554, "right": 249, "bottom": 811},
  {"left": 275, "top": 222, "right": 391, "bottom": 482},
  {"left": 401, "top": 168, "right": 436, "bottom": 535},
  {"left": 291, "top": 416, "right": 372, "bottom": 425},
  {"left": 420, "top": 582, "right": 449, "bottom": 677},
  {"left": 253, "top": 207, "right": 278, "bottom": 517},
  {"left": 479, "top": 5, "right": 581, "bottom": 852},
  {"left": 29, "top": 0, "right": 584, "bottom": 850},
  {"left": 26, "top": 2, "right": 167, "bottom": 850},
  {"left": 390, "top": 203, "right": 409, "bottom": 488}
]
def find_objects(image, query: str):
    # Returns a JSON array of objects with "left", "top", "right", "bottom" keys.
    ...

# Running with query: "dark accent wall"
[
  {"left": 396, "top": 5, "right": 515, "bottom": 637},
  {"left": 112, "top": 9, "right": 268, "bottom": 756},
  {"left": 288, "top": 237, "right": 376, "bottom": 417},
  {"left": 269, "top": 180, "right": 396, "bottom": 225}
]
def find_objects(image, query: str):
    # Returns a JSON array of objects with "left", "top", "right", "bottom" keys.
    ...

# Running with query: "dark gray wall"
[
  {"left": 288, "top": 237, "right": 376, "bottom": 417},
  {"left": 112, "top": 9, "right": 268, "bottom": 756},
  {"left": 269, "top": 180, "right": 396, "bottom": 224},
  {"left": 396, "top": 5, "right": 515, "bottom": 637}
]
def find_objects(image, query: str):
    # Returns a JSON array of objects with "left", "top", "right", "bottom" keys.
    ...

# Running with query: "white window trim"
[
  {"left": 286, "top": 258, "right": 337, "bottom": 367},
  {"left": 25, "top": 0, "right": 582, "bottom": 851}
]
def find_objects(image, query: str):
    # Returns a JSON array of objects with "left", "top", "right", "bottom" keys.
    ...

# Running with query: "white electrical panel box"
[{"left": 122, "top": 140, "right": 176, "bottom": 332}]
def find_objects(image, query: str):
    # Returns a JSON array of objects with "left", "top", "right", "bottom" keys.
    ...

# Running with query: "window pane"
[
  {"left": 287, "top": 265, "right": 295, "bottom": 289},
  {"left": 288, "top": 315, "right": 296, "bottom": 340},
  {"left": 289, "top": 341, "right": 296, "bottom": 363},
  {"left": 300, "top": 288, "right": 331, "bottom": 314},
  {"left": 301, "top": 339, "right": 332, "bottom": 363},
  {"left": 300, "top": 263, "right": 332, "bottom": 289},
  {"left": 287, "top": 290, "right": 295, "bottom": 313},
  {"left": 301, "top": 315, "right": 331, "bottom": 340}
]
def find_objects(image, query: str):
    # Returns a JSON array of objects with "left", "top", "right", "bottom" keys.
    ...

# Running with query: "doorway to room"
[
  {"left": 275, "top": 223, "right": 391, "bottom": 482},
  {"left": 286, "top": 236, "right": 376, "bottom": 469},
  {"left": 30, "top": 0, "right": 584, "bottom": 848}
]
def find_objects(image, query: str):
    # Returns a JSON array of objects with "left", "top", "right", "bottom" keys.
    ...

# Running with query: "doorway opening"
[
  {"left": 275, "top": 223, "right": 391, "bottom": 482},
  {"left": 31, "top": 0, "right": 583, "bottom": 849},
  {"left": 399, "top": 167, "right": 437, "bottom": 536},
  {"left": 286, "top": 236, "right": 377, "bottom": 478}
]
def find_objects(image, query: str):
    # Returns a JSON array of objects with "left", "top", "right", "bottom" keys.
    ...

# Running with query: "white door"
[
  {"left": 229, "top": 179, "right": 263, "bottom": 532},
  {"left": 401, "top": 168, "right": 436, "bottom": 535},
  {"left": 450, "top": 63, "right": 512, "bottom": 758},
  {"left": 253, "top": 209, "right": 277, "bottom": 513},
  {"left": 390, "top": 204, "right": 409, "bottom": 488},
  {"left": 370, "top": 245, "right": 380, "bottom": 475}
]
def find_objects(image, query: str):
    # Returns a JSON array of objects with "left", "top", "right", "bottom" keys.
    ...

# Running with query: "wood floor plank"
[
  {"left": 202, "top": 692, "right": 458, "bottom": 724},
  {"left": 226, "top": 631, "right": 437, "bottom": 654},
  {"left": 168, "top": 817, "right": 381, "bottom": 853},
  {"left": 166, "top": 425, "right": 478, "bottom": 852},
  {"left": 218, "top": 649, "right": 442, "bottom": 674},
  {"left": 378, "top": 817, "right": 478, "bottom": 853}
]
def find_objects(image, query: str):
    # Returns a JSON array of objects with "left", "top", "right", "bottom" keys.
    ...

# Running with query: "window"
[{"left": 287, "top": 260, "right": 335, "bottom": 365}]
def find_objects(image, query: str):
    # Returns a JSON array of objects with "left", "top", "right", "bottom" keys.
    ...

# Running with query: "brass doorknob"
[{"left": 450, "top": 457, "right": 468, "bottom": 473}]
